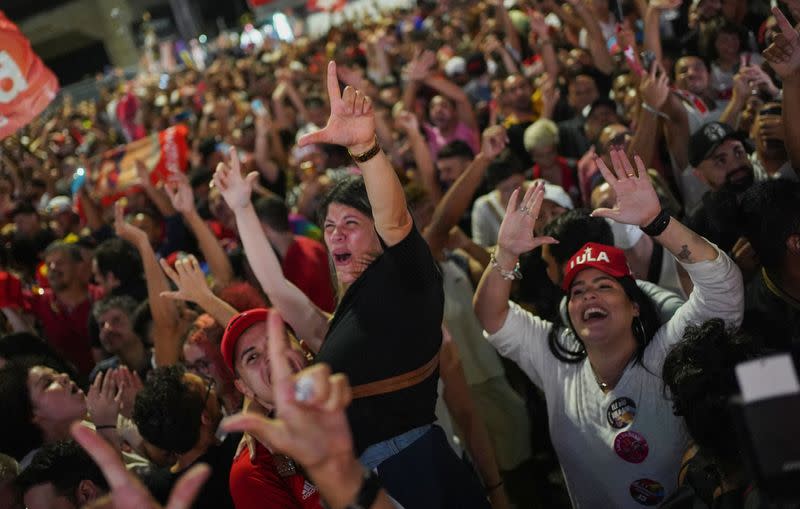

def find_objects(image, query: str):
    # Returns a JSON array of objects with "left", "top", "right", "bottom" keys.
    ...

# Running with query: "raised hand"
[
  {"left": 527, "top": 9, "right": 550, "bottom": 39},
  {"left": 87, "top": 371, "right": 122, "bottom": 428},
  {"left": 480, "top": 125, "right": 509, "bottom": 160},
  {"left": 590, "top": 149, "right": 661, "bottom": 227},
  {"left": 763, "top": 7, "right": 800, "bottom": 82},
  {"left": 540, "top": 74, "right": 561, "bottom": 118},
  {"left": 639, "top": 62, "right": 670, "bottom": 109},
  {"left": 165, "top": 170, "right": 195, "bottom": 216},
  {"left": 740, "top": 63, "right": 780, "bottom": 97},
  {"left": 71, "top": 423, "right": 209, "bottom": 509},
  {"left": 159, "top": 254, "right": 212, "bottom": 304},
  {"left": 213, "top": 148, "right": 259, "bottom": 211},
  {"left": 221, "top": 311, "right": 354, "bottom": 471},
  {"left": 297, "top": 61, "right": 376, "bottom": 153},
  {"left": 496, "top": 181, "right": 558, "bottom": 259},
  {"left": 404, "top": 50, "right": 437, "bottom": 83},
  {"left": 395, "top": 110, "right": 420, "bottom": 134},
  {"left": 114, "top": 200, "right": 148, "bottom": 246},
  {"left": 109, "top": 366, "right": 143, "bottom": 420}
]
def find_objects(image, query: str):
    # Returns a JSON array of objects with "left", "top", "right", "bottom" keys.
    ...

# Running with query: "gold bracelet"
[{"left": 348, "top": 135, "right": 381, "bottom": 163}]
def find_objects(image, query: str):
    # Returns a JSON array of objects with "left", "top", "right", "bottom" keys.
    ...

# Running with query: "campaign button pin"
[
  {"left": 629, "top": 478, "right": 664, "bottom": 506},
  {"left": 614, "top": 430, "right": 649, "bottom": 464},
  {"left": 607, "top": 396, "right": 637, "bottom": 428}
]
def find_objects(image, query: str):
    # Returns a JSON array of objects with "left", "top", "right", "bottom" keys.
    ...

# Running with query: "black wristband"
[
  {"left": 95, "top": 425, "right": 116, "bottom": 430},
  {"left": 640, "top": 209, "right": 671, "bottom": 237},
  {"left": 343, "top": 468, "right": 382, "bottom": 509}
]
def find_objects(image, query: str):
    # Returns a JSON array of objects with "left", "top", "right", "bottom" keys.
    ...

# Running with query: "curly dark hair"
[
  {"left": 16, "top": 440, "right": 108, "bottom": 503},
  {"left": 0, "top": 362, "right": 43, "bottom": 461},
  {"left": 662, "top": 318, "right": 764, "bottom": 466},
  {"left": 132, "top": 365, "right": 204, "bottom": 454}
]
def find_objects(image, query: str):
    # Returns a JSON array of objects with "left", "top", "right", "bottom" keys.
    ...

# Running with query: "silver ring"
[
  {"left": 294, "top": 375, "right": 314, "bottom": 402},
  {"left": 519, "top": 205, "right": 530, "bottom": 214}
]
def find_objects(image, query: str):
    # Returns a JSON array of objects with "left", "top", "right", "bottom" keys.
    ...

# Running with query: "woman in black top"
[{"left": 213, "top": 61, "right": 488, "bottom": 508}]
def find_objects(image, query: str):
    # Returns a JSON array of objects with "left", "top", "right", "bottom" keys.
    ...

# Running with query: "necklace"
[{"left": 593, "top": 372, "right": 610, "bottom": 391}]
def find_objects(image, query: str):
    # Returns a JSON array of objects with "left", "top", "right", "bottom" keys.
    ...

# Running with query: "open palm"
[
  {"left": 497, "top": 182, "right": 557, "bottom": 257},
  {"left": 590, "top": 149, "right": 661, "bottom": 226},
  {"left": 213, "top": 148, "right": 258, "bottom": 211},
  {"left": 297, "top": 61, "right": 376, "bottom": 152}
]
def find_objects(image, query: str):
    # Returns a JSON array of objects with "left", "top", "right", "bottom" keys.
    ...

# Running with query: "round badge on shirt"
[
  {"left": 614, "top": 430, "right": 649, "bottom": 464},
  {"left": 629, "top": 478, "right": 665, "bottom": 506},
  {"left": 607, "top": 396, "right": 637, "bottom": 428}
]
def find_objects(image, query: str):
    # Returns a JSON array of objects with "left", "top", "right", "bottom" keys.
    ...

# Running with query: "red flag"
[
  {"left": 87, "top": 124, "right": 190, "bottom": 207},
  {"left": 0, "top": 11, "right": 59, "bottom": 139},
  {"left": 307, "top": 0, "right": 347, "bottom": 13}
]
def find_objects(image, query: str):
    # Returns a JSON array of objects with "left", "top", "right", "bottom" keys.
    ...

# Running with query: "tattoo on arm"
[{"left": 677, "top": 244, "right": 692, "bottom": 262}]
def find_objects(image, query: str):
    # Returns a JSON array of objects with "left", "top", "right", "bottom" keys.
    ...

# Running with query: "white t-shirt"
[
  {"left": 485, "top": 247, "right": 743, "bottom": 508},
  {"left": 471, "top": 191, "right": 506, "bottom": 247}
]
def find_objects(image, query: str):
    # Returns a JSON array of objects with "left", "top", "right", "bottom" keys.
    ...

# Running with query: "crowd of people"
[{"left": 1, "top": 0, "right": 800, "bottom": 507}]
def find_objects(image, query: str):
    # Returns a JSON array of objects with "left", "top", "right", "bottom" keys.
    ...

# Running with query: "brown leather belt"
[{"left": 351, "top": 352, "right": 440, "bottom": 399}]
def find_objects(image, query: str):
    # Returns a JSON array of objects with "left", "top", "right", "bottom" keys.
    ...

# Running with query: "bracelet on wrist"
[
  {"left": 95, "top": 424, "right": 116, "bottom": 430},
  {"left": 640, "top": 209, "right": 671, "bottom": 237},
  {"left": 347, "top": 135, "right": 381, "bottom": 164},
  {"left": 490, "top": 251, "right": 522, "bottom": 281},
  {"left": 641, "top": 102, "right": 670, "bottom": 120}
]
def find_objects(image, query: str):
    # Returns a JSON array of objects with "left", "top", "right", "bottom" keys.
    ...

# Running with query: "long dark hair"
[
  {"left": 316, "top": 175, "right": 373, "bottom": 226},
  {"left": 547, "top": 276, "right": 662, "bottom": 365}
]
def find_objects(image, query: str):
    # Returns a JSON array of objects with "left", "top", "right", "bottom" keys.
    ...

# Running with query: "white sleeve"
[
  {"left": 646, "top": 246, "right": 744, "bottom": 365},
  {"left": 483, "top": 301, "right": 557, "bottom": 390},
  {"left": 471, "top": 198, "right": 493, "bottom": 247}
]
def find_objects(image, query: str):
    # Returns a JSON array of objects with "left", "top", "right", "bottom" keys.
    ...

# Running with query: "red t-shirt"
[
  {"left": 282, "top": 236, "right": 336, "bottom": 313},
  {"left": 229, "top": 442, "right": 323, "bottom": 509},
  {"left": 24, "top": 288, "right": 95, "bottom": 376}
]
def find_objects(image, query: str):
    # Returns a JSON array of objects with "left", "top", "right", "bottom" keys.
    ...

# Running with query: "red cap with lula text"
[
  {"left": 221, "top": 308, "right": 269, "bottom": 373},
  {"left": 561, "top": 242, "right": 632, "bottom": 291}
]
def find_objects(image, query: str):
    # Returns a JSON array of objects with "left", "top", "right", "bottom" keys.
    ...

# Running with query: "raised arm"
[
  {"left": 592, "top": 149, "right": 718, "bottom": 263},
  {"left": 113, "top": 201, "right": 184, "bottom": 367},
  {"left": 253, "top": 108, "right": 281, "bottom": 185},
  {"left": 425, "top": 126, "right": 508, "bottom": 258},
  {"left": 299, "top": 61, "right": 413, "bottom": 246},
  {"left": 422, "top": 76, "right": 479, "bottom": 131},
  {"left": 396, "top": 111, "right": 440, "bottom": 202},
  {"left": 159, "top": 255, "right": 238, "bottom": 326},
  {"left": 164, "top": 169, "right": 234, "bottom": 288},
  {"left": 643, "top": 0, "right": 682, "bottom": 64},
  {"left": 529, "top": 9, "right": 560, "bottom": 81},
  {"left": 474, "top": 182, "right": 557, "bottom": 333},
  {"left": 764, "top": 6, "right": 800, "bottom": 173},
  {"left": 213, "top": 150, "right": 329, "bottom": 350},
  {"left": 628, "top": 62, "right": 670, "bottom": 168},
  {"left": 135, "top": 160, "right": 177, "bottom": 218},
  {"left": 566, "top": 0, "right": 615, "bottom": 74}
]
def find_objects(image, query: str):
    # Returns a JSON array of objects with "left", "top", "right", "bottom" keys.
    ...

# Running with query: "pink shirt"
[{"left": 423, "top": 121, "right": 480, "bottom": 158}]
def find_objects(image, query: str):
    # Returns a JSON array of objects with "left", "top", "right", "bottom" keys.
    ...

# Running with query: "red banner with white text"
[{"left": 0, "top": 10, "right": 59, "bottom": 139}]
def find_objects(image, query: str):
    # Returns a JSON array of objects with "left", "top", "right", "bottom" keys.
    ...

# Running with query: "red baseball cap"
[
  {"left": 561, "top": 242, "right": 632, "bottom": 291},
  {"left": 221, "top": 308, "right": 269, "bottom": 373}
]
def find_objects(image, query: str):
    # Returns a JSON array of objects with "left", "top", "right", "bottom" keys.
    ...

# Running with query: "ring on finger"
[{"left": 519, "top": 205, "right": 530, "bottom": 214}]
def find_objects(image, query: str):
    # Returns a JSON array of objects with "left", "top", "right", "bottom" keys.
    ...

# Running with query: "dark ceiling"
[{"left": 2, "top": 0, "right": 74, "bottom": 23}]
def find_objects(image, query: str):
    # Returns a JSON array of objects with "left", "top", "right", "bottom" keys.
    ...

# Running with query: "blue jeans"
[
  {"left": 359, "top": 424, "right": 432, "bottom": 470},
  {"left": 361, "top": 425, "right": 491, "bottom": 509}
]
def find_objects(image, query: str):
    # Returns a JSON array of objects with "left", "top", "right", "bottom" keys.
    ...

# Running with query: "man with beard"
[
  {"left": 90, "top": 296, "right": 151, "bottom": 380},
  {"left": 22, "top": 242, "right": 96, "bottom": 376},
  {"left": 684, "top": 121, "right": 755, "bottom": 253},
  {"left": 750, "top": 103, "right": 797, "bottom": 181}
]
